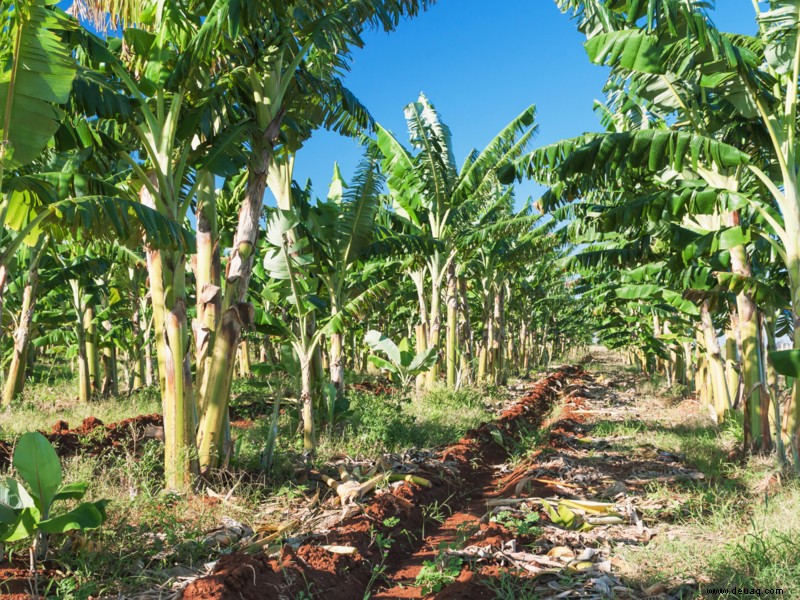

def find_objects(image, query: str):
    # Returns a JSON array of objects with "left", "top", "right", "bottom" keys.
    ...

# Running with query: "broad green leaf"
[
  {"left": 53, "top": 481, "right": 89, "bottom": 501},
  {"left": 364, "top": 330, "right": 402, "bottom": 366},
  {"left": 0, "top": 2, "right": 77, "bottom": 169},
  {"left": 759, "top": 1, "right": 800, "bottom": 74},
  {"left": 367, "top": 355, "right": 399, "bottom": 375},
  {"left": 615, "top": 284, "right": 661, "bottom": 300},
  {"left": 0, "top": 477, "right": 34, "bottom": 524},
  {"left": 662, "top": 290, "right": 700, "bottom": 316},
  {"left": 717, "top": 226, "right": 750, "bottom": 250},
  {"left": 0, "top": 506, "right": 40, "bottom": 542},
  {"left": 39, "top": 502, "right": 105, "bottom": 534},
  {"left": 407, "top": 347, "right": 438, "bottom": 374},
  {"left": 585, "top": 30, "right": 666, "bottom": 73},
  {"left": 770, "top": 349, "right": 800, "bottom": 378},
  {"left": 13, "top": 432, "right": 62, "bottom": 514}
]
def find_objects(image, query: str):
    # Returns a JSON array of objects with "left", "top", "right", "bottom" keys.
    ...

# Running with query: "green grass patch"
[{"left": 0, "top": 386, "right": 162, "bottom": 437}]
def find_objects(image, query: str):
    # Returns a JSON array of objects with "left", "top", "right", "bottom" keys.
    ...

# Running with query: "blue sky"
[{"left": 290, "top": 0, "right": 759, "bottom": 207}]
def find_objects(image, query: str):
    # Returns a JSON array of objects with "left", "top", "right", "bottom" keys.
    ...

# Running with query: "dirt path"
[
  {"left": 180, "top": 367, "right": 578, "bottom": 600},
  {"left": 178, "top": 357, "right": 711, "bottom": 599}
]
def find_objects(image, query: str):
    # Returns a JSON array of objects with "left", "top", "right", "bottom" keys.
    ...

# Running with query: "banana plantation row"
[{"left": 2, "top": 0, "right": 799, "bottom": 495}]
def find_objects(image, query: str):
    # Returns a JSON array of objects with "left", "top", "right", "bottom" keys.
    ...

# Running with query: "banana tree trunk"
[
  {"left": 682, "top": 341, "right": 693, "bottom": 390},
  {"left": 694, "top": 332, "right": 706, "bottom": 405},
  {"left": 141, "top": 180, "right": 168, "bottom": 395},
  {"left": 159, "top": 249, "right": 198, "bottom": 491},
  {"left": 699, "top": 300, "right": 731, "bottom": 422},
  {"left": 196, "top": 308, "right": 240, "bottom": 472},
  {"left": 520, "top": 321, "right": 528, "bottom": 375},
  {"left": 427, "top": 277, "right": 442, "bottom": 388},
  {"left": 537, "top": 325, "right": 548, "bottom": 367},
  {"left": 727, "top": 221, "right": 765, "bottom": 449},
  {"left": 445, "top": 261, "right": 458, "bottom": 388},
  {"left": 411, "top": 268, "right": 433, "bottom": 385},
  {"left": 100, "top": 344, "right": 117, "bottom": 398},
  {"left": 662, "top": 321, "right": 677, "bottom": 387},
  {"left": 329, "top": 329, "right": 344, "bottom": 395},
  {"left": 411, "top": 269, "right": 429, "bottom": 338},
  {"left": 100, "top": 313, "right": 118, "bottom": 398},
  {"left": 140, "top": 148, "right": 198, "bottom": 491},
  {"left": 763, "top": 311, "right": 784, "bottom": 462},
  {"left": 0, "top": 265, "right": 7, "bottom": 344},
  {"left": 197, "top": 139, "right": 269, "bottom": 472},
  {"left": 192, "top": 170, "right": 221, "bottom": 406},
  {"left": 415, "top": 324, "right": 428, "bottom": 393},
  {"left": 300, "top": 353, "right": 315, "bottom": 457},
  {"left": 309, "top": 313, "right": 322, "bottom": 392},
  {"left": 493, "top": 285, "right": 506, "bottom": 385},
  {"left": 321, "top": 336, "right": 329, "bottom": 371},
  {"left": 3, "top": 256, "right": 40, "bottom": 405},
  {"left": 70, "top": 281, "right": 91, "bottom": 404},
  {"left": 85, "top": 305, "right": 99, "bottom": 396},
  {"left": 477, "top": 286, "right": 493, "bottom": 383},
  {"left": 724, "top": 334, "right": 739, "bottom": 410},
  {"left": 457, "top": 276, "right": 473, "bottom": 385},
  {"left": 507, "top": 332, "right": 515, "bottom": 374},
  {"left": 755, "top": 313, "right": 773, "bottom": 451},
  {"left": 144, "top": 316, "right": 154, "bottom": 387},
  {"left": 783, "top": 244, "right": 800, "bottom": 444},
  {"left": 131, "top": 298, "right": 145, "bottom": 390},
  {"left": 238, "top": 340, "right": 252, "bottom": 378}
]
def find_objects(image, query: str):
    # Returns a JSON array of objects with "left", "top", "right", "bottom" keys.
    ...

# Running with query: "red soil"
[
  {"left": 350, "top": 381, "right": 397, "bottom": 396},
  {"left": 0, "top": 414, "right": 164, "bottom": 471},
  {"left": 0, "top": 561, "right": 59, "bottom": 599},
  {"left": 182, "top": 367, "right": 581, "bottom": 600}
]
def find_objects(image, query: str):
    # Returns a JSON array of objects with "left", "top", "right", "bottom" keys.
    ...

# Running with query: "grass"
[
  {"left": 0, "top": 385, "right": 162, "bottom": 437},
  {"left": 233, "top": 380, "right": 497, "bottom": 465},
  {"left": 582, "top": 358, "right": 800, "bottom": 598},
  {"left": 622, "top": 485, "right": 800, "bottom": 596},
  {"left": 482, "top": 571, "right": 540, "bottom": 599}
]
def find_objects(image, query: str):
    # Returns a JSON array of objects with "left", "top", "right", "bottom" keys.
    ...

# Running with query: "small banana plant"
[
  {"left": 0, "top": 432, "right": 107, "bottom": 571},
  {"left": 364, "top": 330, "right": 438, "bottom": 395}
]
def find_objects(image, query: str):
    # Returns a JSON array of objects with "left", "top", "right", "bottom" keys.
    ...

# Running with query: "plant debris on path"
[{"left": 173, "top": 367, "right": 576, "bottom": 600}]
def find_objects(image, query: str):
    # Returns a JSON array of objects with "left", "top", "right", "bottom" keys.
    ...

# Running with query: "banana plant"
[
  {"left": 364, "top": 330, "right": 438, "bottom": 395},
  {"left": 1, "top": 236, "right": 47, "bottom": 405},
  {"left": 77, "top": 0, "right": 433, "bottom": 484},
  {"left": 0, "top": 432, "right": 107, "bottom": 570},
  {"left": 259, "top": 191, "right": 398, "bottom": 455}
]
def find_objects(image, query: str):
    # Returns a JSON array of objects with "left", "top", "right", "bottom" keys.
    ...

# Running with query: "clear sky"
[{"left": 290, "top": 0, "right": 759, "bottom": 208}]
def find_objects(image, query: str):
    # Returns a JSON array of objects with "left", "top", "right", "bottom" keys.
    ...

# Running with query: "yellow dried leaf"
[{"left": 547, "top": 546, "right": 576, "bottom": 559}]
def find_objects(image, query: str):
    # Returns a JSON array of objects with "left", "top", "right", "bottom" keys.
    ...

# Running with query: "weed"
[
  {"left": 508, "top": 422, "right": 551, "bottom": 465},
  {"left": 482, "top": 570, "right": 539, "bottom": 600},
  {"left": 421, "top": 497, "right": 452, "bottom": 540},
  {"left": 383, "top": 516, "right": 400, "bottom": 528},
  {"left": 491, "top": 510, "right": 543, "bottom": 538},
  {"left": 364, "top": 523, "right": 396, "bottom": 599},
  {"left": 414, "top": 556, "right": 462, "bottom": 595}
]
